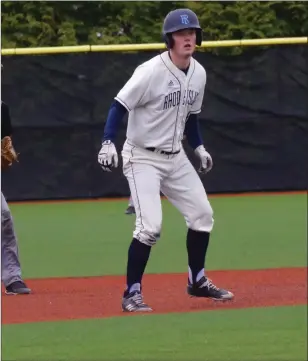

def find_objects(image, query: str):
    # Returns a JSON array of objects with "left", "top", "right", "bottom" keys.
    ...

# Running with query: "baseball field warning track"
[{"left": 2, "top": 267, "right": 307, "bottom": 324}]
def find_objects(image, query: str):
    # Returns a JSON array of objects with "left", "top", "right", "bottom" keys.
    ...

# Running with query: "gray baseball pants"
[{"left": 1, "top": 191, "right": 23, "bottom": 287}]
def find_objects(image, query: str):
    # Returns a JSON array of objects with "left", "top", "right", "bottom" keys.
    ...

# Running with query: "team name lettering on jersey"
[
  {"left": 182, "top": 89, "right": 199, "bottom": 107},
  {"left": 163, "top": 89, "right": 199, "bottom": 110},
  {"left": 115, "top": 51, "right": 206, "bottom": 151}
]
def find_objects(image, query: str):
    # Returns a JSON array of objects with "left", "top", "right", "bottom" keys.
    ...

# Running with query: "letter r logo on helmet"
[
  {"left": 180, "top": 14, "right": 189, "bottom": 25},
  {"left": 162, "top": 8, "right": 203, "bottom": 48}
]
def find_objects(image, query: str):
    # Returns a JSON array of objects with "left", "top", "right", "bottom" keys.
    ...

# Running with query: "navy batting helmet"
[{"left": 162, "top": 8, "right": 202, "bottom": 48}]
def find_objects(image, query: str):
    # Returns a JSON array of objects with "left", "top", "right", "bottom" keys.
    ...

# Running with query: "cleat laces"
[
  {"left": 131, "top": 292, "right": 146, "bottom": 306},
  {"left": 200, "top": 278, "right": 220, "bottom": 291}
]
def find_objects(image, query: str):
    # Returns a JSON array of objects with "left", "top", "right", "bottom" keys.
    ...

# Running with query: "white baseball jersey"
[{"left": 115, "top": 51, "right": 207, "bottom": 153}]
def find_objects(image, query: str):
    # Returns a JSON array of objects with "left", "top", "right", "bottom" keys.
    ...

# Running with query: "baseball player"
[
  {"left": 1, "top": 97, "right": 31, "bottom": 295},
  {"left": 98, "top": 8, "right": 234, "bottom": 312}
]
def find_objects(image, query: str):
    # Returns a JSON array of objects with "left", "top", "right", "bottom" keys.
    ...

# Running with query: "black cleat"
[
  {"left": 187, "top": 276, "right": 234, "bottom": 301},
  {"left": 125, "top": 206, "right": 136, "bottom": 215},
  {"left": 5, "top": 281, "right": 31, "bottom": 295},
  {"left": 122, "top": 291, "right": 152, "bottom": 312}
]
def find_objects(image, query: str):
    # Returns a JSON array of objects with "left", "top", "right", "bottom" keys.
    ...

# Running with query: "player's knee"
[
  {"left": 135, "top": 227, "right": 161, "bottom": 246},
  {"left": 188, "top": 202, "right": 214, "bottom": 233}
]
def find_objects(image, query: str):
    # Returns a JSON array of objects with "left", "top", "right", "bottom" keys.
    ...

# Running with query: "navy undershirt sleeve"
[
  {"left": 102, "top": 100, "right": 128, "bottom": 142},
  {"left": 184, "top": 113, "right": 203, "bottom": 150}
]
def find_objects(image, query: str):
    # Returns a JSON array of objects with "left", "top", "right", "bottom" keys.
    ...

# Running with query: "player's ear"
[
  {"left": 163, "top": 33, "right": 174, "bottom": 49},
  {"left": 195, "top": 29, "right": 202, "bottom": 46}
]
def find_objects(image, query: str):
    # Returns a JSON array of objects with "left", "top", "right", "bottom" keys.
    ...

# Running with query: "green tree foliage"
[{"left": 1, "top": 1, "right": 307, "bottom": 54}]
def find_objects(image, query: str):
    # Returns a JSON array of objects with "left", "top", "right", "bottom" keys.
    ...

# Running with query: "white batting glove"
[
  {"left": 98, "top": 140, "right": 118, "bottom": 172},
  {"left": 194, "top": 145, "right": 213, "bottom": 174}
]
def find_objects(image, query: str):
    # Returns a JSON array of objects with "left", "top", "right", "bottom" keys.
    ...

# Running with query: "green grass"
[
  {"left": 10, "top": 193, "right": 307, "bottom": 278},
  {"left": 2, "top": 306, "right": 307, "bottom": 361},
  {"left": 3, "top": 194, "right": 307, "bottom": 361}
]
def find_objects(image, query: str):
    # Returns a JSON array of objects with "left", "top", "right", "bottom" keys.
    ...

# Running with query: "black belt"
[{"left": 146, "top": 147, "right": 180, "bottom": 155}]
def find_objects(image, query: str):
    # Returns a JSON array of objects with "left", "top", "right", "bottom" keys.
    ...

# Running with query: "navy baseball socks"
[
  {"left": 186, "top": 228, "right": 234, "bottom": 300},
  {"left": 122, "top": 238, "right": 153, "bottom": 312}
]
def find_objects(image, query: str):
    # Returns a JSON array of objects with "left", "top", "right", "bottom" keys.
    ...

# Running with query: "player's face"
[{"left": 172, "top": 29, "right": 196, "bottom": 57}]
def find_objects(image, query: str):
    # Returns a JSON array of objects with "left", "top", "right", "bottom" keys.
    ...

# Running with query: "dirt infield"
[{"left": 2, "top": 267, "right": 307, "bottom": 325}]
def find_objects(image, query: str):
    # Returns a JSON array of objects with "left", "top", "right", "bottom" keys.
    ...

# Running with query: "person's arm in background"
[
  {"left": 1, "top": 101, "right": 19, "bottom": 168},
  {"left": 1, "top": 101, "right": 13, "bottom": 139}
]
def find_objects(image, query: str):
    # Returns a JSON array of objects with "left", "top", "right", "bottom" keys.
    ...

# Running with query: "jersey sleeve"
[
  {"left": 190, "top": 69, "right": 207, "bottom": 114},
  {"left": 115, "top": 64, "right": 152, "bottom": 111}
]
